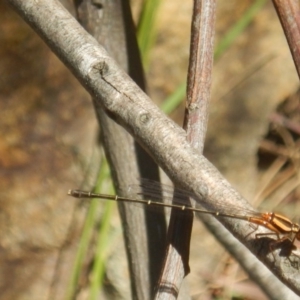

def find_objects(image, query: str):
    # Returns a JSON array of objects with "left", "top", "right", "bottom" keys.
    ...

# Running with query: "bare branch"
[
  {"left": 156, "top": 1, "right": 216, "bottom": 299},
  {"left": 74, "top": 1, "right": 165, "bottom": 299},
  {"left": 272, "top": 0, "right": 300, "bottom": 78},
  {"left": 6, "top": 0, "right": 300, "bottom": 298},
  {"left": 185, "top": 0, "right": 216, "bottom": 148}
]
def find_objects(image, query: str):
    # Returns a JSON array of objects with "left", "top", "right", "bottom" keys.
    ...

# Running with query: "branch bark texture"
[
  {"left": 156, "top": 1, "right": 216, "bottom": 298},
  {"left": 74, "top": 1, "right": 165, "bottom": 299},
  {"left": 6, "top": 0, "right": 300, "bottom": 298},
  {"left": 272, "top": 0, "right": 300, "bottom": 78}
]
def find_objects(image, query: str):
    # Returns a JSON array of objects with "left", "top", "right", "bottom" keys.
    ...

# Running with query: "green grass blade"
[
  {"left": 214, "top": 0, "right": 267, "bottom": 60},
  {"left": 137, "top": 0, "right": 161, "bottom": 67},
  {"left": 88, "top": 198, "right": 116, "bottom": 300},
  {"left": 161, "top": 0, "right": 267, "bottom": 115},
  {"left": 65, "top": 158, "right": 110, "bottom": 300},
  {"left": 160, "top": 82, "right": 186, "bottom": 115}
]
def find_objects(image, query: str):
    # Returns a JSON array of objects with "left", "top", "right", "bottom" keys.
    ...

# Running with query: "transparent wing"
[{"left": 125, "top": 179, "right": 261, "bottom": 217}]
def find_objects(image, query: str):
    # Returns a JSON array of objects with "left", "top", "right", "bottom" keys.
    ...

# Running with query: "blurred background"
[{"left": 1, "top": 0, "right": 300, "bottom": 299}]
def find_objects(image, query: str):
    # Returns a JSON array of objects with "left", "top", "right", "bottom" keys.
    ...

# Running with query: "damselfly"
[{"left": 68, "top": 181, "right": 300, "bottom": 248}]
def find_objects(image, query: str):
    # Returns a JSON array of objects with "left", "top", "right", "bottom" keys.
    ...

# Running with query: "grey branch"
[{"left": 7, "top": 0, "right": 300, "bottom": 298}]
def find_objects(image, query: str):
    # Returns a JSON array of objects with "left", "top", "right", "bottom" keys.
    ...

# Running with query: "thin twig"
[
  {"left": 155, "top": 1, "right": 216, "bottom": 299},
  {"left": 270, "top": 112, "right": 300, "bottom": 136},
  {"left": 272, "top": 0, "right": 300, "bottom": 78}
]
